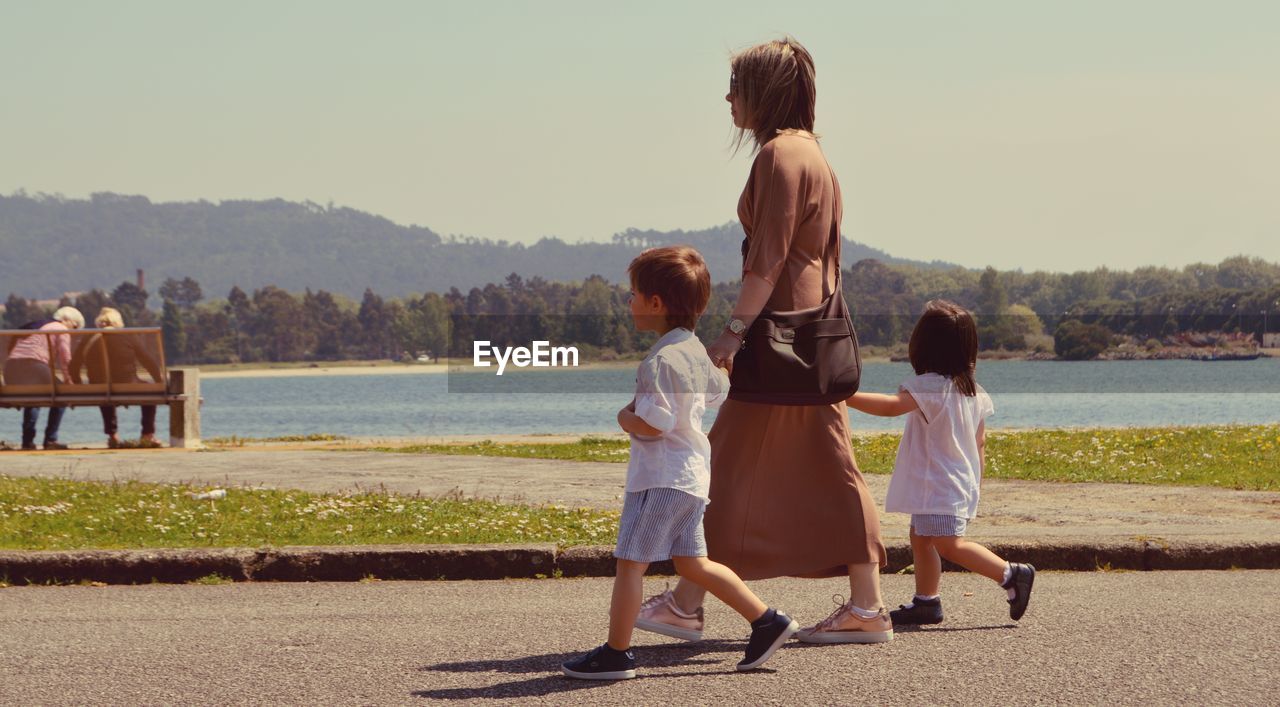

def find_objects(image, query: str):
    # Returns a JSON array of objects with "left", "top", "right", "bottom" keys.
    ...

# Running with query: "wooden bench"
[{"left": 0, "top": 327, "right": 201, "bottom": 448}]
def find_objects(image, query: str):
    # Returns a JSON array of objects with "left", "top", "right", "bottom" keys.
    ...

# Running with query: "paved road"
[
  {"left": 5, "top": 448, "right": 1280, "bottom": 545},
  {"left": 2, "top": 571, "right": 1276, "bottom": 704}
]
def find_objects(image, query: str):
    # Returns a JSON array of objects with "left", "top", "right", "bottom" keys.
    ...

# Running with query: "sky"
[{"left": 2, "top": 0, "right": 1277, "bottom": 272}]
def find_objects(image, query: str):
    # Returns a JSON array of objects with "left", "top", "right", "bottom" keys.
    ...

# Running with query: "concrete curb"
[
  {"left": 0, "top": 544, "right": 558, "bottom": 585},
  {"left": 2, "top": 540, "right": 1277, "bottom": 586}
]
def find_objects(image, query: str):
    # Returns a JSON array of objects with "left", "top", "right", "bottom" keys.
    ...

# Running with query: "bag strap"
[
  {"left": 746, "top": 150, "right": 842, "bottom": 302},
  {"left": 821, "top": 160, "right": 841, "bottom": 301}
]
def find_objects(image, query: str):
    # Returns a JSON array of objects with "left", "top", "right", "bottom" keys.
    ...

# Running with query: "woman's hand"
[
  {"left": 706, "top": 331, "right": 743, "bottom": 375},
  {"left": 707, "top": 273, "right": 774, "bottom": 375}
]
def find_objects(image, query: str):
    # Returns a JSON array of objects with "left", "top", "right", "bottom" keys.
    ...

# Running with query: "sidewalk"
[{"left": 3, "top": 447, "right": 1278, "bottom": 584}]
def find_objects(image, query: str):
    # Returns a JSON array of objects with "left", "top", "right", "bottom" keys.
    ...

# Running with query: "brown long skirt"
[{"left": 703, "top": 399, "right": 885, "bottom": 580}]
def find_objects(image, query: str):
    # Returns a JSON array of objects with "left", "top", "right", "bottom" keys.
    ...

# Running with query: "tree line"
[{"left": 4, "top": 255, "right": 1279, "bottom": 364}]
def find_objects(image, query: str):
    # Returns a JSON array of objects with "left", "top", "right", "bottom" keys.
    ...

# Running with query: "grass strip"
[
  {"left": 362, "top": 436, "right": 629, "bottom": 463},
  {"left": 206, "top": 433, "right": 349, "bottom": 447},
  {"left": 0, "top": 476, "right": 619, "bottom": 552},
  {"left": 361, "top": 425, "right": 1280, "bottom": 491}
]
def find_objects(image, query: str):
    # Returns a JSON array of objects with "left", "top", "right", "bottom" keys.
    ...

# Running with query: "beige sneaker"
[
  {"left": 635, "top": 588, "right": 704, "bottom": 641},
  {"left": 795, "top": 595, "right": 894, "bottom": 644}
]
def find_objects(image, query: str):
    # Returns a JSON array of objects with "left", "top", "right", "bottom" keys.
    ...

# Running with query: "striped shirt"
[{"left": 8, "top": 321, "right": 72, "bottom": 374}]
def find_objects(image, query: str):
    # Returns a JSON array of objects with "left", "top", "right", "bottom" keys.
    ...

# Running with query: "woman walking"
[{"left": 636, "top": 37, "right": 891, "bottom": 643}]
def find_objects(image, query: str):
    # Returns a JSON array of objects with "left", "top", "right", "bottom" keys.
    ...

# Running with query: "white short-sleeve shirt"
[
  {"left": 627, "top": 327, "right": 729, "bottom": 502},
  {"left": 884, "top": 372, "right": 995, "bottom": 518}
]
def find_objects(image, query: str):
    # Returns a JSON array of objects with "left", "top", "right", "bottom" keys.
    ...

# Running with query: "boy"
[{"left": 561, "top": 246, "right": 798, "bottom": 680}]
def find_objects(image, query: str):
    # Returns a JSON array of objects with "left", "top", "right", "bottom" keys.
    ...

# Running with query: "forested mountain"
[
  {"left": 0, "top": 192, "right": 935, "bottom": 299},
  {"left": 8, "top": 191, "right": 1278, "bottom": 365}
]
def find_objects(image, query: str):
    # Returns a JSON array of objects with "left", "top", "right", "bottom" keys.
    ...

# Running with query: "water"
[{"left": 15, "top": 359, "right": 1280, "bottom": 445}]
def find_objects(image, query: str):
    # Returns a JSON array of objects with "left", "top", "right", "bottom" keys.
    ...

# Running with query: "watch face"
[{"left": 729, "top": 319, "right": 746, "bottom": 334}]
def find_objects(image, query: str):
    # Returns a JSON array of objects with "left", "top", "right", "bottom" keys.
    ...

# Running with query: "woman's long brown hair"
[{"left": 729, "top": 36, "right": 817, "bottom": 153}]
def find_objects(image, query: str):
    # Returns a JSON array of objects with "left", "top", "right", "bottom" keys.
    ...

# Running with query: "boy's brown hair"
[
  {"left": 627, "top": 246, "right": 712, "bottom": 331},
  {"left": 908, "top": 299, "right": 979, "bottom": 397}
]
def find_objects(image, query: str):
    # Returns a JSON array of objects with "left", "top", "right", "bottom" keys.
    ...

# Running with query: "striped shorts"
[
  {"left": 910, "top": 514, "right": 969, "bottom": 537},
  {"left": 614, "top": 487, "right": 707, "bottom": 563}
]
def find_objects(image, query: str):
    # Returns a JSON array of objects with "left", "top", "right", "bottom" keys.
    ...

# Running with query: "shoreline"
[
  {"left": 192, "top": 348, "right": 1279, "bottom": 379},
  {"left": 187, "top": 422, "right": 1272, "bottom": 450},
  {"left": 198, "top": 360, "right": 645, "bottom": 379},
  {"left": 200, "top": 365, "right": 448, "bottom": 379},
  {"left": 9, "top": 422, "right": 1270, "bottom": 453}
]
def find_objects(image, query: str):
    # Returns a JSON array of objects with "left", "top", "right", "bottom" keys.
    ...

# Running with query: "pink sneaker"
[
  {"left": 795, "top": 595, "right": 894, "bottom": 644},
  {"left": 635, "top": 588, "right": 704, "bottom": 641}
]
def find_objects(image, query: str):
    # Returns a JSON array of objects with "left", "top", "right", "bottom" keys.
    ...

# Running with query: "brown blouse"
[{"left": 738, "top": 132, "right": 842, "bottom": 310}]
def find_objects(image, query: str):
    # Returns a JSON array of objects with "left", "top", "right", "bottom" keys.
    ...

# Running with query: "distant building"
[{"left": 1266, "top": 333, "right": 1280, "bottom": 348}]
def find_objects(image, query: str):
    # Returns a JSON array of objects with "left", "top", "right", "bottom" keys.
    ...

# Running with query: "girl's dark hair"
[{"left": 908, "top": 299, "right": 978, "bottom": 397}]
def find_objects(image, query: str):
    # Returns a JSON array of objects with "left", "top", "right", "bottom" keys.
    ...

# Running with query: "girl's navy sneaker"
[
  {"left": 1003, "top": 562, "right": 1036, "bottom": 621},
  {"left": 561, "top": 644, "right": 637, "bottom": 680},
  {"left": 889, "top": 597, "right": 944, "bottom": 625}
]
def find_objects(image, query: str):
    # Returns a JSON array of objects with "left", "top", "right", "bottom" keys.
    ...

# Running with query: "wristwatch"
[{"left": 726, "top": 318, "right": 748, "bottom": 347}]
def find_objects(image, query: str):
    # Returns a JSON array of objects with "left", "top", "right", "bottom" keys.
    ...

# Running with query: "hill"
[{"left": 0, "top": 192, "right": 947, "bottom": 299}]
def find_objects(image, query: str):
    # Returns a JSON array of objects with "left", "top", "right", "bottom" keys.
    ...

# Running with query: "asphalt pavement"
[{"left": 2, "top": 570, "right": 1276, "bottom": 705}]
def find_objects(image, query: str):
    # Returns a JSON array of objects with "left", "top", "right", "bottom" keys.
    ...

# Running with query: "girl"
[{"left": 844, "top": 300, "right": 1034, "bottom": 626}]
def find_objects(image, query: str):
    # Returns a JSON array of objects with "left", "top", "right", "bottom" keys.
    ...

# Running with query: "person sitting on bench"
[
  {"left": 69, "top": 307, "right": 164, "bottom": 448},
  {"left": 4, "top": 306, "right": 84, "bottom": 450}
]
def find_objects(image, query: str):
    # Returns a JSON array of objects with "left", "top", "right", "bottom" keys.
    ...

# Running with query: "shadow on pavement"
[
  {"left": 415, "top": 639, "right": 749, "bottom": 699},
  {"left": 412, "top": 675, "right": 611, "bottom": 700},
  {"left": 892, "top": 624, "right": 1017, "bottom": 633}
]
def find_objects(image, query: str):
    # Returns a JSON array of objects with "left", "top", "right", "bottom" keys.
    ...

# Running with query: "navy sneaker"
[
  {"left": 737, "top": 608, "right": 799, "bottom": 672},
  {"left": 1003, "top": 563, "right": 1036, "bottom": 621},
  {"left": 889, "top": 597, "right": 944, "bottom": 625},
  {"left": 561, "top": 643, "right": 636, "bottom": 680}
]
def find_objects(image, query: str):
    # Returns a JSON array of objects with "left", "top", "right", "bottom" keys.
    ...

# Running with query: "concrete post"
[{"left": 168, "top": 367, "right": 202, "bottom": 449}]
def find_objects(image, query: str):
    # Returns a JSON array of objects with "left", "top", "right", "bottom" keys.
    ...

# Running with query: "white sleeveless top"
[{"left": 885, "top": 373, "right": 995, "bottom": 518}]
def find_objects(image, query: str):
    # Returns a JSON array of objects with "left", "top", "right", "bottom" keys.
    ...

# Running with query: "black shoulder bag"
[{"left": 728, "top": 220, "right": 862, "bottom": 405}]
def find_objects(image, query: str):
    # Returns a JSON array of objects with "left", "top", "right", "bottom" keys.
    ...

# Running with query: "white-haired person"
[
  {"left": 70, "top": 307, "right": 164, "bottom": 448},
  {"left": 4, "top": 306, "right": 84, "bottom": 450}
]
